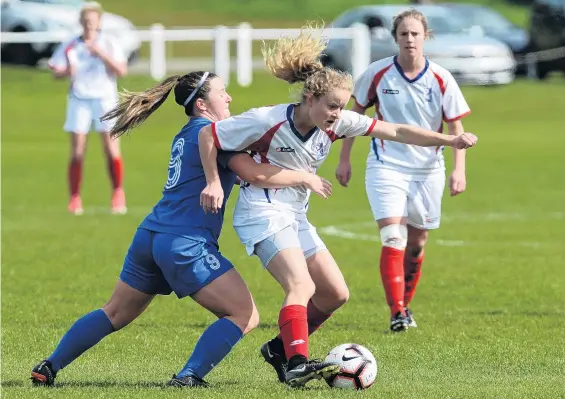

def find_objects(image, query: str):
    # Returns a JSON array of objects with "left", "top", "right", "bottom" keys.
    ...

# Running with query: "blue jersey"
[{"left": 139, "top": 117, "right": 239, "bottom": 246}]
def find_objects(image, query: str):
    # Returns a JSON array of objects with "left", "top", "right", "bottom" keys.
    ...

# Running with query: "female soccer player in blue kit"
[{"left": 30, "top": 71, "right": 333, "bottom": 388}]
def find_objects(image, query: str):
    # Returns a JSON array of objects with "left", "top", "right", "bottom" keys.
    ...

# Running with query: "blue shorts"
[{"left": 120, "top": 228, "right": 234, "bottom": 298}]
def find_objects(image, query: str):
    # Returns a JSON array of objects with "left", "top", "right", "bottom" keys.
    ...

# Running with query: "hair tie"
[{"left": 183, "top": 72, "right": 210, "bottom": 107}]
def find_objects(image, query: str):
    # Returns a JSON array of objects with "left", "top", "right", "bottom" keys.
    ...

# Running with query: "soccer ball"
[{"left": 323, "top": 343, "right": 377, "bottom": 390}]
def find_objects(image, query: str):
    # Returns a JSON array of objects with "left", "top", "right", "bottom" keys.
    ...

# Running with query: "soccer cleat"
[
  {"left": 284, "top": 359, "right": 340, "bottom": 388},
  {"left": 67, "top": 195, "right": 84, "bottom": 215},
  {"left": 167, "top": 374, "right": 209, "bottom": 388},
  {"left": 30, "top": 360, "right": 56, "bottom": 386},
  {"left": 405, "top": 307, "right": 418, "bottom": 328},
  {"left": 260, "top": 341, "right": 287, "bottom": 383},
  {"left": 390, "top": 311, "right": 409, "bottom": 332},
  {"left": 111, "top": 188, "right": 127, "bottom": 215}
]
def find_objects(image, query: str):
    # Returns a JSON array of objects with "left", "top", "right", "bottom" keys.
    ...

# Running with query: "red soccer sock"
[
  {"left": 278, "top": 305, "right": 308, "bottom": 361},
  {"left": 404, "top": 249, "right": 425, "bottom": 306},
  {"left": 107, "top": 157, "right": 124, "bottom": 190},
  {"left": 68, "top": 158, "right": 83, "bottom": 197},
  {"left": 276, "top": 299, "right": 332, "bottom": 342},
  {"left": 380, "top": 246, "right": 406, "bottom": 316}
]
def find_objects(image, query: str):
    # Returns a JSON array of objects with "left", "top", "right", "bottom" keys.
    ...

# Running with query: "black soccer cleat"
[
  {"left": 405, "top": 307, "right": 418, "bottom": 328},
  {"left": 31, "top": 360, "right": 56, "bottom": 386},
  {"left": 284, "top": 359, "right": 340, "bottom": 388},
  {"left": 167, "top": 374, "right": 209, "bottom": 388},
  {"left": 390, "top": 311, "right": 409, "bottom": 332},
  {"left": 260, "top": 340, "right": 287, "bottom": 383}
]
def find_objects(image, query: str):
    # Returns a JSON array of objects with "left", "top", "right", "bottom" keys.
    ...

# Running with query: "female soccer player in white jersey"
[
  {"left": 31, "top": 70, "right": 334, "bottom": 388},
  {"left": 198, "top": 24, "right": 477, "bottom": 386},
  {"left": 48, "top": 2, "right": 128, "bottom": 215},
  {"left": 335, "top": 9, "right": 473, "bottom": 332}
]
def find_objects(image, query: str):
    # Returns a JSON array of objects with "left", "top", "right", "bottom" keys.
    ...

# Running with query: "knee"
[
  {"left": 407, "top": 230, "right": 428, "bottom": 255},
  {"left": 380, "top": 224, "right": 408, "bottom": 250},
  {"left": 289, "top": 276, "right": 316, "bottom": 302},
  {"left": 333, "top": 285, "right": 350, "bottom": 308},
  {"left": 230, "top": 304, "right": 260, "bottom": 335}
]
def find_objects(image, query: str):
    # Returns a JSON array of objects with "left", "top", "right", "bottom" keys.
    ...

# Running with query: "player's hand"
[
  {"left": 304, "top": 174, "right": 332, "bottom": 199},
  {"left": 335, "top": 160, "right": 352, "bottom": 187},
  {"left": 200, "top": 181, "right": 224, "bottom": 214},
  {"left": 452, "top": 133, "right": 478, "bottom": 149},
  {"left": 449, "top": 169, "right": 467, "bottom": 197},
  {"left": 85, "top": 42, "right": 103, "bottom": 57}
]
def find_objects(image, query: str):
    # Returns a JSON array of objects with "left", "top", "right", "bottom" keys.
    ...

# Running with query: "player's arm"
[
  {"left": 447, "top": 119, "right": 466, "bottom": 172},
  {"left": 227, "top": 154, "right": 332, "bottom": 198},
  {"left": 336, "top": 102, "right": 368, "bottom": 187},
  {"left": 48, "top": 42, "right": 73, "bottom": 79},
  {"left": 199, "top": 110, "right": 268, "bottom": 213},
  {"left": 368, "top": 121, "right": 477, "bottom": 149},
  {"left": 198, "top": 125, "right": 223, "bottom": 213}
]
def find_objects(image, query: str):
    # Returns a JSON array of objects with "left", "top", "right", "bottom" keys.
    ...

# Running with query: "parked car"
[
  {"left": 1, "top": 0, "right": 141, "bottom": 66},
  {"left": 323, "top": 5, "right": 517, "bottom": 85},
  {"left": 528, "top": 0, "right": 565, "bottom": 78},
  {"left": 442, "top": 3, "right": 530, "bottom": 75}
]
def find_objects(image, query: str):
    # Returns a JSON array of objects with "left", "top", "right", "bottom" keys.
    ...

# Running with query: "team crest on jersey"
[{"left": 312, "top": 141, "right": 326, "bottom": 160}]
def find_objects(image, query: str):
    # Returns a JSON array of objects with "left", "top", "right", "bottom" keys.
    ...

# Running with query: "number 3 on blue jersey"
[{"left": 165, "top": 138, "right": 184, "bottom": 190}]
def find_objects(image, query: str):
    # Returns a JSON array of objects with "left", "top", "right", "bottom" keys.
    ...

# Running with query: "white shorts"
[
  {"left": 234, "top": 204, "right": 326, "bottom": 266},
  {"left": 365, "top": 167, "right": 446, "bottom": 230},
  {"left": 64, "top": 94, "right": 117, "bottom": 133}
]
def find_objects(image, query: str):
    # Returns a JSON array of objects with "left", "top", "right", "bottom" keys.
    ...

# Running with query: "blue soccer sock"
[
  {"left": 48, "top": 309, "right": 115, "bottom": 372},
  {"left": 177, "top": 317, "right": 243, "bottom": 379}
]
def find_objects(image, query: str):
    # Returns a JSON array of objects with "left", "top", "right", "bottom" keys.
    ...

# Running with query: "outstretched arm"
[{"left": 368, "top": 120, "right": 477, "bottom": 149}]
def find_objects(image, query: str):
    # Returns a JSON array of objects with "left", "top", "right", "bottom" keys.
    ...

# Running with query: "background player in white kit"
[
  {"left": 335, "top": 9, "right": 473, "bottom": 332},
  {"left": 48, "top": 2, "right": 128, "bottom": 215},
  {"left": 198, "top": 24, "right": 477, "bottom": 387}
]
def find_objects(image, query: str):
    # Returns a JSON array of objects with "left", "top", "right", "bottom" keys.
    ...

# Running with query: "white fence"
[
  {"left": 0, "top": 23, "right": 372, "bottom": 86},
  {"left": 2, "top": 24, "right": 565, "bottom": 85}
]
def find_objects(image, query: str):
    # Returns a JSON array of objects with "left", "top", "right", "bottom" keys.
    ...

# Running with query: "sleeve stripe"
[
  {"left": 211, "top": 122, "right": 222, "bottom": 150},
  {"left": 444, "top": 110, "right": 471, "bottom": 123},
  {"left": 364, "top": 118, "right": 377, "bottom": 136}
]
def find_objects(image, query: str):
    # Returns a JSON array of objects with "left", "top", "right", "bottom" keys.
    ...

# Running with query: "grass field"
[{"left": 2, "top": 67, "right": 565, "bottom": 399}]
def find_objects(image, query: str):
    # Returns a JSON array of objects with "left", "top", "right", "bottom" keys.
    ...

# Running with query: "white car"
[
  {"left": 322, "top": 5, "right": 517, "bottom": 85},
  {"left": 1, "top": 0, "right": 140, "bottom": 66}
]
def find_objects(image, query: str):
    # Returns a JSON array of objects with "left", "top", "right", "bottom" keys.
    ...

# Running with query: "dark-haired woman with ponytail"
[{"left": 31, "top": 71, "right": 332, "bottom": 388}]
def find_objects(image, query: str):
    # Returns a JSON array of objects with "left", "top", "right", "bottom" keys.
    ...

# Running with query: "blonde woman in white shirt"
[
  {"left": 49, "top": 2, "right": 127, "bottom": 215},
  {"left": 335, "top": 9, "right": 473, "bottom": 332}
]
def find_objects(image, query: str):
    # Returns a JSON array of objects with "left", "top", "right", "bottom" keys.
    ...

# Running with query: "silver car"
[
  {"left": 1, "top": 0, "right": 140, "bottom": 66},
  {"left": 323, "top": 5, "right": 517, "bottom": 85}
]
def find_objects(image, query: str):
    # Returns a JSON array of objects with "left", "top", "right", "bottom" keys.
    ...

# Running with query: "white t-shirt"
[
  {"left": 48, "top": 33, "right": 126, "bottom": 100},
  {"left": 353, "top": 56, "right": 471, "bottom": 176},
  {"left": 212, "top": 103, "right": 376, "bottom": 212}
]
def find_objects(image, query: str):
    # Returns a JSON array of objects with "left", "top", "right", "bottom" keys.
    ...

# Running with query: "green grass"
[{"left": 2, "top": 67, "right": 565, "bottom": 398}]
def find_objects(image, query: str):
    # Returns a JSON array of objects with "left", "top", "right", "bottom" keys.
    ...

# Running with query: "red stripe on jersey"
[
  {"left": 432, "top": 72, "right": 446, "bottom": 95},
  {"left": 444, "top": 110, "right": 471, "bottom": 123},
  {"left": 211, "top": 122, "right": 222, "bottom": 149},
  {"left": 372, "top": 65, "right": 392, "bottom": 151},
  {"left": 364, "top": 118, "right": 378, "bottom": 136},
  {"left": 245, "top": 120, "right": 286, "bottom": 164},
  {"left": 325, "top": 129, "right": 340, "bottom": 142}
]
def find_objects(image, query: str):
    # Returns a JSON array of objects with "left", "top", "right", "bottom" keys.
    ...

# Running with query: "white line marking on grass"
[{"left": 318, "top": 225, "right": 546, "bottom": 248}]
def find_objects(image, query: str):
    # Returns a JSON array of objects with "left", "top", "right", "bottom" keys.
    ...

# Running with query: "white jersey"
[
  {"left": 353, "top": 56, "right": 471, "bottom": 177},
  {"left": 48, "top": 33, "right": 126, "bottom": 100},
  {"left": 212, "top": 103, "right": 376, "bottom": 212}
]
